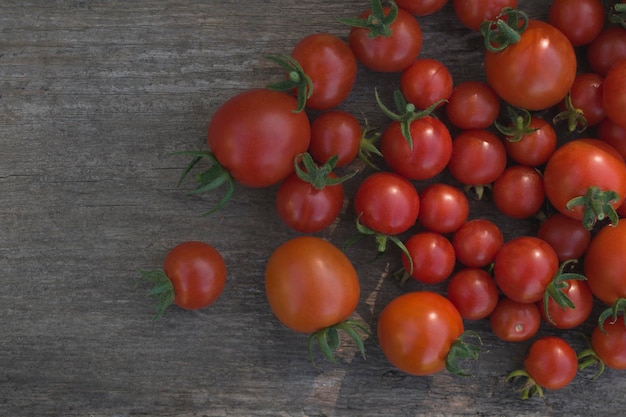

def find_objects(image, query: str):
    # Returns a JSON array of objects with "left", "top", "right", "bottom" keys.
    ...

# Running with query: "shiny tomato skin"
[
  {"left": 348, "top": 7, "right": 423, "bottom": 72},
  {"left": 484, "top": 19, "right": 577, "bottom": 110},
  {"left": 587, "top": 27, "right": 626, "bottom": 77},
  {"left": 265, "top": 237, "right": 360, "bottom": 334},
  {"left": 447, "top": 129, "right": 507, "bottom": 186},
  {"left": 396, "top": 0, "right": 448, "bottom": 16},
  {"left": 543, "top": 139, "right": 626, "bottom": 222},
  {"left": 503, "top": 116, "right": 557, "bottom": 167},
  {"left": 492, "top": 165, "right": 545, "bottom": 219},
  {"left": 493, "top": 236, "right": 560, "bottom": 304},
  {"left": 291, "top": 33, "right": 357, "bottom": 110},
  {"left": 445, "top": 81, "right": 500, "bottom": 130},
  {"left": 603, "top": 59, "right": 626, "bottom": 129},
  {"left": 308, "top": 110, "right": 361, "bottom": 167},
  {"left": 584, "top": 221, "right": 626, "bottom": 305},
  {"left": 163, "top": 241, "right": 227, "bottom": 310},
  {"left": 275, "top": 172, "right": 344, "bottom": 233},
  {"left": 354, "top": 172, "right": 420, "bottom": 235},
  {"left": 401, "top": 232, "right": 456, "bottom": 284},
  {"left": 489, "top": 297, "right": 541, "bottom": 342},
  {"left": 417, "top": 183, "right": 469, "bottom": 233},
  {"left": 537, "top": 213, "right": 591, "bottom": 262},
  {"left": 524, "top": 336, "right": 578, "bottom": 390},
  {"left": 538, "top": 279, "right": 593, "bottom": 329},
  {"left": 207, "top": 89, "right": 310, "bottom": 188},
  {"left": 548, "top": 0, "right": 605, "bottom": 46},
  {"left": 597, "top": 117, "right": 626, "bottom": 160},
  {"left": 452, "top": 0, "right": 518, "bottom": 32},
  {"left": 592, "top": 319, "right": 626, "bottom": 370},
  {"left": 559, "top": 72, "right": 606, "bottom": 128},
  {"left": 400, "top": 58, "right": 453, "bottom": 110},
  {"left": 452, "top": 218, "right": 503, "bottom": 268},
  {"left": 377, "top": 291, "right": 464, "bottom": 376},
  {"left": 446, "top": 268, "right": 499, "bottom": 320},
  {"left": 381, "top": 116, "right": 452, "bottom": 180}
]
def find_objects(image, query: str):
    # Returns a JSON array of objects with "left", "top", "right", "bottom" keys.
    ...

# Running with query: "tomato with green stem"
[
  {"left": 140, "top": 241, "right": 227, "bottom": 319},
  {"left": 538, "top": 277, "right": 593, "bottom": 329},
  {"left": 265, "top": 236, "right": 366, "bottom": 364},
  {"left": 497, "top": 107, "right": 557, "bottom": 167},
  {"left": 579, "top": 314, "right": 626, "bottom": 374},
  {"left": 446, "top": 268, "right": 499, "bottom": 320},
  {"left": 445, "top": 81, "right": 500, "bottom": 130},
  {"left": 377, "top": 291, "right": 481, "bottom": 376},
  {"left": 452, "top": 218, "right": 503, "bottom": 268},
  {"left": 343, "top": 0, "right": 423, "bottom": 72},
  {"left": 490, "top": 297, "right": 541, "bottom": 342},
  {"left": 553, "top": 73, "right": 605, "bottom": 133},
  {"left": 398, "top": 231, "right": 456, "bottom": 285}
]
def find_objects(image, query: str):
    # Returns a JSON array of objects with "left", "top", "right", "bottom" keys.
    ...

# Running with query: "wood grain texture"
[{"left": 0, "top": 1, "right": 624, "bottom": 416}]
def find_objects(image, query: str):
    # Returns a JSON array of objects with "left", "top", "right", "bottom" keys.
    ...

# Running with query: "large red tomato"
[{"left": 584, "top": 221, "right": 626, "bottom": 305}]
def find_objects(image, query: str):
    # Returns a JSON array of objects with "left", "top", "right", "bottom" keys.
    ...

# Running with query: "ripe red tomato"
[
  {"left": 400, "top": 58, "right": 453, "bottom": 110},
  {"left": 554, "top": 72, "right": 606, "bottom": 133},
  {"left": 417, "top": 183, "right": 469, "bottom": 233},
  {"left": 492, "top": 165, "right": 545, "bottom": 219},
  {"left": 401, "top": 232, "right": 456, "bottom": 284},
  {"left": 502, "top": 115, "right": 557, "bottom": 167},
  {"left": 537, "top": 213, "right": 591, "bottom": 262},
  {"left": 207, "top": 89, "right": 310, "bottom": 188},
  {"left": 584, "top": 221, "right": 626, "bottom": 305},
  {"left": 353, "top": 172, "right": 420, "bottom": 235},
  {"left": 591, "top": 318, "right": 626, "bottom": 370},
  {"left": 265, "top": 236, "right": 360, "bottom": 334},
  {"left": 493, "top": 236, "right": 559, "bottom": 304},
  {"left": 543, "top": 139, "right": 626, "bottom": 227},
  {"left": 490, "top": 297, "right": 541, "bottom": 342},
  {"left": 452, "top": 218, "right": 503, "bottom": 268},
  {"left": 377, "top": 291, "right": 464, "bottom": 375},
  {"left": 597, "top": 117, "right": 626, "bottom": 160},
  {"left": 346, "top": 3, "right": 423, "bottom": 72},
  {"left": 141, "top": 241, "right": 227, "bottom": 318},
  {"left": 308, "top": 111, "right": 362, "bottom": 167},
  {"left": 523, "top": 336, "right": 578, "bottom": 390},
  {"left": 603, "top": 59, "right": 626, "bottom": 129},
  {"left": 380, "top": 115, "right": 452, "bottom": 180},
  {"left": 396, "top": 0, "right": 448, "bottom": 16},
  {"left": 452, "top": 0, "right": 518, "bottom": 32},
  {"left": 587, "top": 27, "right": 626, "bottom": 77},
  {"left": 445, "top": 81, "right": 500, "bottom": 130},
  {"left": 538, "top": 278, "right": 593, "bottom": 329},
  {"left": 446, "top": 268, "right": 499, "bottom": 320},
  {"left": 548, "top": 0, "right": 605, "bottom": 46},
  {"left": 483, "top": 17, "right": 577, "bottom": 110},
  {"left": 288, "top": 33, "right": 357, "bottom": 110}
]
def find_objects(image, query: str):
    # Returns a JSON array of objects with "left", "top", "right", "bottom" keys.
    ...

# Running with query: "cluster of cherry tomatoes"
[{"left": 141, "top": 0, "right": 626, "bottom": 400}]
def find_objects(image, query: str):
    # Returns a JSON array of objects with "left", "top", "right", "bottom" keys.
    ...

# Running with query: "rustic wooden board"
[{"left": 1, "top": 1, "right": 624, "bottom": 416}]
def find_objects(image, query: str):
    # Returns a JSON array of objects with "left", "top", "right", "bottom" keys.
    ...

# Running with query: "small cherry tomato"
[
  {"left": 502, "top": 114, "right": 557, "bottom": 167},
  {"left": 417, "top": 183, "right": 469, "bottom": 233},
  {"left": 401, "top": 232, "right": 456, "bottom": 284},
  {"left": 490, "top": 297, "right": 541, "bottom": 342},
  {"left": 597, "top": 117, "right": 626, "bottom": 160},
  {"left": 447, "top": 268, "right": 499, "bottom": 320},
  {"left": 396, "top": 0, "right": 448, "bottom": 16},
  {"left": 587, "top": 26, "right": 626, "bottom": 77},
  {"left": 445, "top": 81, "right": 500, "bottom": 130},
  {"left": 452, "top": 219, "right": 503, "bottom": 268},
  {"left": 452, "top": 0, "right": 518, "bottom": 32},
  {"left": 524, "top": 336, "right": 578, "bottom": 391},
  {"left": 536, "top": 213, "right": 591, "bottom": 262},
  {"left": 400, "top": 58, "right": 453, "bottom": 110},
  {"left": 308, "top": 110, "right": 362, "bottom": 167},
  {"left": 538, "top": 278, "right": 593, "bottom": 329},
  {"left": 492, "top": 165, "right": 545, "bottom": 219},
  {"left": 548, "top": 0, "right": 605, "bottom": 46},
  {"left": 590, "top": 318, "right": 626, "bottom": 370},
  {"left": 584, "top": 221, "right": 626, "bottom": 305},
  {"left": 603, "top": 58, "right": 626, "bottom": 129}
]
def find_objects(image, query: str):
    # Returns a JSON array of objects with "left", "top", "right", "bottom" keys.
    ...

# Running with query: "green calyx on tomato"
[
  {"left": 566, "top": 185, "right": 620, "bottom": 230},
  {"left": 358, "top": 122, "right": 383, "bottom": 170},
  {"left": 294, "top": 153, "right": 357, "bottom": 190},
  {"left": 578, "top": 340, "right": 606, "bottom": 381},
  {"left": 552, "top": 92, "right": 588, "bottom": 133},
  {"left": 610, "top": 3, "right": 626, "bottom": 28},
  {"left": 506, "top": 369, "right": 544, "bottom": 400},
  {"left": 176, "top": 150, "right": 235, "bottom": 215},
  {"left": 307, "top": 319, "right": 370, "bottom": 365},
  {"left": 445, "top": 331, "right": 483, "bottom": 377},
  {"left": 340, "top": 0, "right": 398, "bottom": 38},
  {"left": 542, "top": 259, "right": 588, "bottom": 326},
  {"left": 375, "top": 88, "right": 444, "bottom": 149},
  {"left": 480, "top": 7, "right": 529, "bottom": 53},
  {"left": 138, "top": 270, "right": 175, "bottom": 320},
  {"left": 266, "top": 55, "right": 314, "bottom": 113},
  {"left": 596, "top": 298, "right": 626, "bottom": 334},
  {"left": 494, "top": 106, "right": 538, "bottom": 142}
]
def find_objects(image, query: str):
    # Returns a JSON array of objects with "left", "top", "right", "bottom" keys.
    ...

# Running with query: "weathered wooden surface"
[{"left": 1, "top": 1, "right": 624, "bottom": 416}]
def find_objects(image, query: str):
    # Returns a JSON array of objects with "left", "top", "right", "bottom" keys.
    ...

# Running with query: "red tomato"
[
  {"left": 401, "top": 232, "right": 456, "bottom": 284},
  {"left": 308, "top": 111, "right": 362, "bottom": 167},
  {"left": 524, "top": 336, "right": 578, "bottom": 390},
  {"left": 265, "top": 236, "right": 360, "bottom": 334},
  {"left": 543, "top": 139, "right": 626, "bottom": 227},
  {"left": 555, "top": 72, "right": 606, "bottom": 132},
  {"left": 207, "top": 89, "right": 310, "bottom": 187},
  {"left": 584, "top": 221, "right": 626, "bottom": 305},
  {"left": 489, "top": 297, "right": 541, "bottom": 342},
  {"left": 536, "top": 213, "right": 591, "bottom": 262},
  {"left": 447, "top": 129, "right": 507, "bottom": 189},
  {"left": 493, "top": 236, "right": 560, "bottom": 304},
  {"left": 502, "top": 115, "right": 557, "bottom": 167},
  {"left": 288, "top": 33, "right": 357, "bottom": 110},
  {"left": 492, "top": 165, "right": 545, "bottom": 219},
  {"left": 377, "top": 291, "right": 464, "bottom": 375},
  {"left": 603, "top": 59, "right": 626, "bottom": 129},
  {"left": 591, "top": 318, "right": 626, "bottom": 370},
  {"left": 396, "top": 0, "right": 448, "bottom": 16},
  {"left": 452, "top": 0, "right": 518, "bottom": 32},
  {"left": 353, "top": 172, "right": 420, "bottom": 235},
  {"left": 446, "top": 268, "right": 499, "bottom": 320},
  {"left": 597, "top": 117, "right": 626, "bottom": 160},
  {"left": 587, "top": 27, "right": 626, "bottom": 77},
  {"left": 445, "top": 81, "right": 500, "bottom": 130},
  {"left": 141, "top": 241, "right": 227, "bottom": 318},
  {"left": 483, "top": 18, "right": 577, "bottom": 110},
  {"left": 380, "top": 115, "right": 452, "bottom": 180},
  {"left": 400, "top": 58, "right": 453, "bottom": 110},
  {"left": 548, "top": 0, "right": 605, "bottom": 46},
  {"left": 347, "top": 4, "right": 423, "bottom": 72},
  {"left": 452, "top": 218, "right": 503, "bottom": 268},
  {"left": 538, "top": 278, "right": 593, "bottom": 329},
  {"left": 417, "top": 183, "right": 469, "bottom": 233}
]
